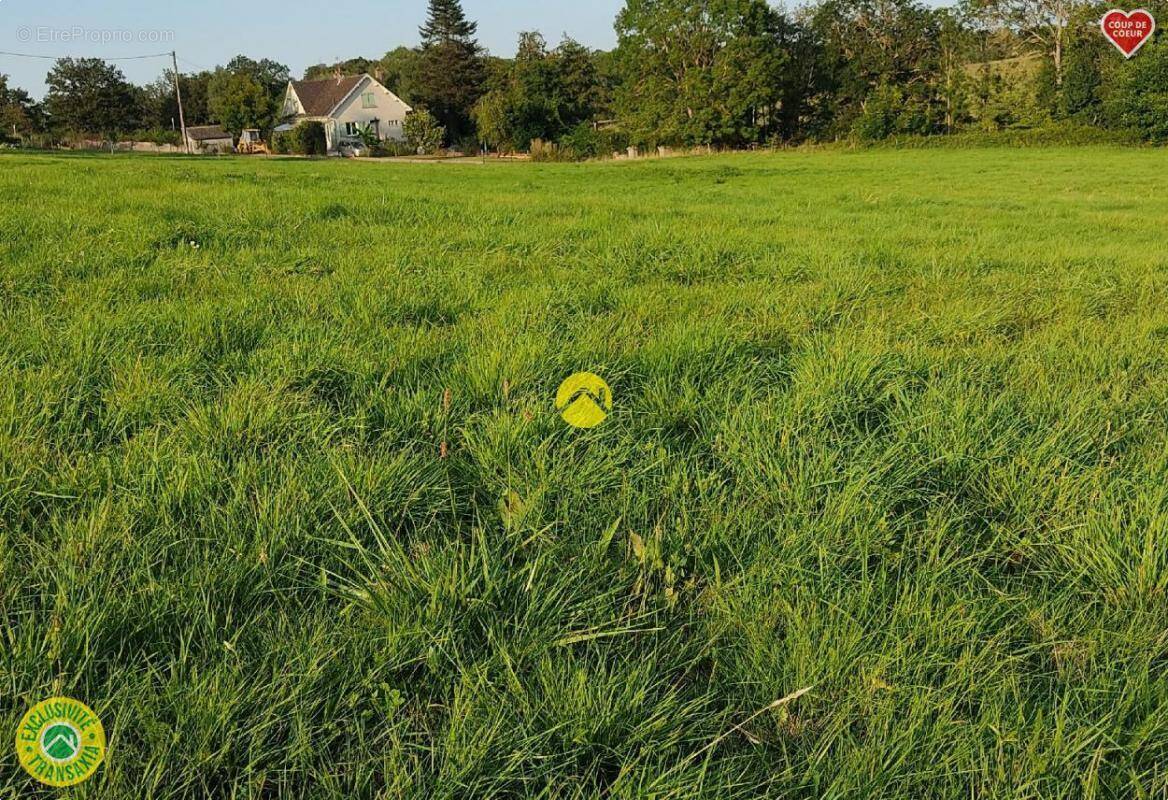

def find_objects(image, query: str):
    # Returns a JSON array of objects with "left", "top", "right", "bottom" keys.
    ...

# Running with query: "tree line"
[
  {"left": 0, "top": 55, "right": 293, "bottom": 146},
  {"left": 2, "top": 0, "right": 1165, "bottom": 153}
]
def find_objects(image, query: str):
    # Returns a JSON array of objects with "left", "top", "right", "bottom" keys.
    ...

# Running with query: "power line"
[
  {"left": 1, "top": 46, "right": 192, "bottom": 155},
  {"left": 0, "top": 50, "right": 174, "bottom": 61},
  {"left": 1, "top": 50, "right": 213, "bottom": 77},
  {"left": 176, "top": 56, "right": 212, "bottom": 72}
]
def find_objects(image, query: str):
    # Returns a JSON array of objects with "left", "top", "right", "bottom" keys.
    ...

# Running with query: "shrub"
[
  {"left": 843, "top": 121, "right": 1142, "bottom": 149},
  {"left": 355, "top": 124, "right": 381, "bottom": 150},
  {"left": 269, "top": 123, "right": 327, "bottom": 156},
  {"left": 529, "top": 138, "right": 579, "bottom": 162},
  {"left": 853, "top": 82, "right": 944, "bottom": 142},
  {"left": 403, "top": 110, "right": 444, "bottom": 155},
  {"left": 558, "top": 123, "right": 629, "bottom": 160},
  {"left": 853, "top": 83, "right": 901, "bottom": 141},
  {"left": 377, "top": 140, "right": 417, "bottom": 157},
  {"left": 294, "top": 122, "right": 328, "bottom": 156},
  {"left": 969, "top": 56, "right": 1051, "bottom": 131},
  {"left": 1104, "top": 41, "right": 1168, "bottom": 142},
  {"left": 131, "top": 128, "right": 182, "bottom": 146},
  {"left": 472, "top": 90, "right": 509, "bottom": 151},
  {"left": 14, "top": 132, "right": 56, "bottom": 149},
  {"left": 452, "top": 134, "right": 481, "bottom": 156},
  {"left": 272, "top": 131, "right": 293, "bottom": 155}
]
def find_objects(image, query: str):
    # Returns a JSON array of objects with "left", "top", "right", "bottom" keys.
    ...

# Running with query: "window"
[
  {"left": 362, "top": 92, "right": 376, "bottom": 109},
  {"left": 344, "top": 122, "right": 362, "bottom": 137}
]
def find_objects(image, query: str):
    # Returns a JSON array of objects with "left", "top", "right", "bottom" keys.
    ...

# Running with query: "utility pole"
[{"left": 171, "top": 51, "right": 189, "bottom": 154}]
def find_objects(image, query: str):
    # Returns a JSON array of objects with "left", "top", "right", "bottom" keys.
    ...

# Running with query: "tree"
[
  {"left": 224, "top": 55, "right": 291, "bottom": 96},
  {"left": 472, "top": 87, "right": 511, "bottom": 151},
  {"left": 964, "top": 0, "right": 1086, "bottom": 88},
  {"left": 1104, "top": 38, "right": 1168, "bottom": 140},
  {"left": 614, "top": 0, "right": 790, "bottom": 146},
  {"left": 473, "top": 33, "right": 605, "bottom": 151},
  {"left": 938, "top": 8, "right": 974, "bottom": 132},
  {"left": 139, "top": 76, "right": 175, "bottom": 130},
  {"left": 404, "top": 109, "right": 445, "bottom": 153},
  {"left": 590, "top": 49, "right": 622, "bottom": 123},
  {"left": 766, "top": 11, "right": 830, "bottom": 140},
  {"left": 208, "top": 69, "right": 277, "bottom": 135},
  {"left": 810, "top": 0, "right": 949, "bottom": 138},
  {"left": 474, "top": 32, "right": 555, "bottom": 150},
  {"left": 416, "top": 0, "right": 486, "bottom": 142},
  {"left": 304, "top": 58, "right": 377, "bottom": 81},
  {"left": 379, "top": 47, "right": 425, "bottom": 104},
  {"left": 299, "top": 53, "right": 424, "bottom": 105},
  {"left": 0, "top": 75, "right": 43, "bottom": 137},
  {"left": 179, "top": 71, "right": 214, "bottom": 126},
  {"left": 1056, "top": 3, "right": 1108, "bottom": 120},
  {"left": 44, "top": 59, "right": 140, "bottom": 137},
  {"left": 550, "top": 37, "right": 603, "bottom": 128},
  {"left": 139, "top": 70, "right": 214, "bottom": 130},
  {"left": 210, "top": 56, "right": 290, "bottom": 134}
]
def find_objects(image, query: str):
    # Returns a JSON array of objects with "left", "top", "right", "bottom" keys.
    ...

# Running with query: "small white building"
[
  {"left": 278, "top": 73, "right": 411, "bottom": 153},
  {"left": 185, "top": 125, "right": 234, "bottom": 154}
]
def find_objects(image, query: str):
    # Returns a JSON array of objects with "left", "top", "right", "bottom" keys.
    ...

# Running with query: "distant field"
[{"left": 2, "top": 148, "right": 1167, "bottom": 798}]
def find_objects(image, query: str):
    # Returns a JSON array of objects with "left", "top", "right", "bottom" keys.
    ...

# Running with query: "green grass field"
[{"left": 2, "top": 147, "right": 1168, "bottom": 798}]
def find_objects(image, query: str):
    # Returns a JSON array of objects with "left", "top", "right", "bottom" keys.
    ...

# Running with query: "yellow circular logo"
[
  {"left": 16, "top": 697, "right": 106, "bottom": 787},
  {"left": 556, "top": 372, "right": 613, "bottom": 429}
]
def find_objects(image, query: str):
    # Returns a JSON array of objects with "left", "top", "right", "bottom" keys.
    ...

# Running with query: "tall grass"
[{"left": 1, "top": 147, "right": 1167, "bottom": 798}]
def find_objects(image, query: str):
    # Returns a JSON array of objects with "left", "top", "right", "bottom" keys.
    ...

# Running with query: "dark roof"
[
  {"left": 290, "top": 75, "right": 365, "bottom": 117},
  {"left": 186, "top": 125, "right": 231, "bottom": 141}
]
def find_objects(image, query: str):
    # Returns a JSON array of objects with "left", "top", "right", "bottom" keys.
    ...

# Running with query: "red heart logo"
[{"left": 1101, "top": 9, "right": 1157, "bottom": 58}]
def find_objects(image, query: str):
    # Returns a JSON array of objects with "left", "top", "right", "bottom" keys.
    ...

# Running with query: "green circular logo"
[
  {"left": 16, "top": 697, "right": 106, "bottom": 787},
  {"left": 41, "top": 722, "right": 81, "bottom": 761}
]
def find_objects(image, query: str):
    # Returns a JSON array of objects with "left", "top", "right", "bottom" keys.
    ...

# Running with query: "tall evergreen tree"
[
  {"left": 416, "top": 0, "right": 486, "bottom": 143},
  {"left": 419, "top": 0, "right": 478, "bottom": 43}
]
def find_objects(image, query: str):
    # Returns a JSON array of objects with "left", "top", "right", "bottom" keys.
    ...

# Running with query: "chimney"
[{"left": 333, "top": 65, "right": 343, "bottom": 84}]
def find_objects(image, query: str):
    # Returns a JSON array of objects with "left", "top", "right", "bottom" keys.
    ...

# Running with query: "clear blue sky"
[{"left": 2, "top": 0, "right": 626, "bottom": 98}]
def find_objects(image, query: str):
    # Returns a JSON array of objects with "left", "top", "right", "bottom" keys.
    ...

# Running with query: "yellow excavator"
[{"left": 237, "top": 129, "right": 270, "bottom": 155}]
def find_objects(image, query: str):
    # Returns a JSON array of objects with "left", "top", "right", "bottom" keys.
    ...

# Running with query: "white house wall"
[
  {"left": 331, "top": 76, "right": 410, "bottom": 144},
  {"left": 282, "top": 87, "right": 306, "bottom": 118}
]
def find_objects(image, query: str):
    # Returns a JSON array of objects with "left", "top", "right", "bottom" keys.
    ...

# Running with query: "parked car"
[{"left": 337, "top": 138, "right": 369, "bottom": 158}]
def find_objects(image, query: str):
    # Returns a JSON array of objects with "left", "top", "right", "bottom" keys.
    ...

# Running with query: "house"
[
  {"left": 185, "top": 125, "right": 234, "bottom": 154},
  {"left": 277, "top": 72, "right": 411, "bottom": 153}
]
